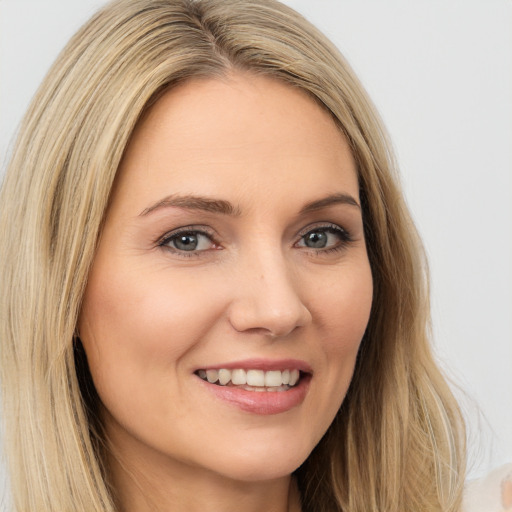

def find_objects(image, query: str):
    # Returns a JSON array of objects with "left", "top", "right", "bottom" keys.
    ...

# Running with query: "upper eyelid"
[
  {"left": 155, "top": 221, "right": 352, "bottom": 251},
  {"left": 296, "top": 222, "right": 350, "bottom": 237},
  {"left": 156, "top": 229, "right": 218, "bottom": 258},
  {"left": 295, "top": 223, "right": 353, "bottom": 250},
  {"left": 156, "top": 225, "right": 217, "bottom": 245}
]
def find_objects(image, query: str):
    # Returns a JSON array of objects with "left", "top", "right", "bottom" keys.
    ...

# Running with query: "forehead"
[{"left": 112, "top": 72, "right": 358, "bottom": 215}]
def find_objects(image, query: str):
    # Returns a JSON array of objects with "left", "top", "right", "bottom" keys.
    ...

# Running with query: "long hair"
[{"left": 0, "top": 0, "right": 466, "bottom": 510}]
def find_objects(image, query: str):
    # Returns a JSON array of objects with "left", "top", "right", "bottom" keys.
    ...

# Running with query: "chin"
[{"left": 201, "top": 438, "right": 314, "bottom": 483}]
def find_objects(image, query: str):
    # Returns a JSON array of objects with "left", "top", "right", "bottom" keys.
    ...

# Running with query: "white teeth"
[
  {"left": 218, "top": 369, "right": 231, "bottom": 385},
  {"left": 231, "top": 369, "right": 247, "bottom": 385},
  {"left": 246, "top": 369, "right": 265, "bottom": 386},
  {"left": 198, "top": 368, "right": 303, "bottom": 388},
  {"left": 206, "top": 369, "right": 218, "bottom": 383},
  {"left": 265, "top": 370, "right": 282, "bottom": 387}
]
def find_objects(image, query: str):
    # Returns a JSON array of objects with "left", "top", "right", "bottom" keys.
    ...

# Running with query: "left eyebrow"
[{"left": 299, "top": 193, "right": 361, "bottom": 214}]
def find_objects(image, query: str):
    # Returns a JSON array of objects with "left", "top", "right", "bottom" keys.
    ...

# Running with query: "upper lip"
[{"left": 196, "top": 358, "right": 313, "bottom": 373}]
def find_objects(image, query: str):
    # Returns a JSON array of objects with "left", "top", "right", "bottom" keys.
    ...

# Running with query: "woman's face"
[{"left": 79, "top": 73, "right": 373, "bottom": 483}]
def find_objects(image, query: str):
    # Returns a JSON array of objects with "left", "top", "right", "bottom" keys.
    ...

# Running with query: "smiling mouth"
[{"left": 195, "top": 368, "right": 303, "bottom": 392}]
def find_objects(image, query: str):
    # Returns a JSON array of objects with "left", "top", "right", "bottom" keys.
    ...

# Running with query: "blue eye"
[
  {"left": 297, "top": 225, "right": 351, "bottom": 251},
  {"left": 160, "top": 230, "right": 214, "bottom": 252},
  {"left": 303, "top": 231, "right": 329, "bottom": 248}
]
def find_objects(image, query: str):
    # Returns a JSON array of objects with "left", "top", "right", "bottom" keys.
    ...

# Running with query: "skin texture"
[{"left": 78, "top": 73, "right": 373, "bottom": 512}]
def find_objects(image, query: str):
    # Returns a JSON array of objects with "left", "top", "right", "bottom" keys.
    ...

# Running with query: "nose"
[{"left": 227, "top": 250, "right": 312, "bottom": 338}]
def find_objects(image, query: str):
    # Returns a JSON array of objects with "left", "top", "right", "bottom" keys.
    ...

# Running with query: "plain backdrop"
[{"left": 0, "top": 0, "right": 511, "bottom": 490}]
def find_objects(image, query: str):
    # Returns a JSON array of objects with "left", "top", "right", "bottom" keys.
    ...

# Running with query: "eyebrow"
[
  {"left": 139, "top": 194, "right": 241, "bottom": 217},
  {"left": 139, "top": 192, "right": 360, "bottom": 217},
  {"left": 299, "top": 193, "right": 361, "bottom": 214}
]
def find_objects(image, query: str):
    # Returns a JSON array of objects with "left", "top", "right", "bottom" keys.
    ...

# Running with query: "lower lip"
[{"left": 199, "top": 375, "right": 311, "bottom": 415}]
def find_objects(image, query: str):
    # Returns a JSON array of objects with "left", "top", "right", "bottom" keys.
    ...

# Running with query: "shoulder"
[{"left": 463, "top": 463, "right": 512, "bottom": 512}]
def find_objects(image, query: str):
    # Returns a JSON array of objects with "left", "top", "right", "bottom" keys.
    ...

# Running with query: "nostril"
[
  {"left": 228, "top": 303, "right": 312, "bottom": 338},
  {"left": 225, "top": 261, "right": 313, "bottom": 337}
]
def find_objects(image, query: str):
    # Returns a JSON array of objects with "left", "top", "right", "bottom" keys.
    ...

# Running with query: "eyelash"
[
  {"left": 156, "top": 223, "right": 353, "bottom": 258},
  {"left": 296, "top": 223, "right": 353, "bottom": 255},
  {"left": 157, "top": 226, "right": 218, "bottom": 258}
]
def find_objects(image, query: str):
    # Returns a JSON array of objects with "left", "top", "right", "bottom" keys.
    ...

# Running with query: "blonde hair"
[{"left": 0, "top": 0, "right": 466, "bottom": 510}]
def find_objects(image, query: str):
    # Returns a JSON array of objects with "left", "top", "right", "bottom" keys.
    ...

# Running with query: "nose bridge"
[{"left": 228, "top": 242, "right": 312, "bottom": 336}]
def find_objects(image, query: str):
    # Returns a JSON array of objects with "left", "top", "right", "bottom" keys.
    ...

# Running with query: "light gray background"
[{"left": 0, "top": 0, "right": 510, "bottom": 492}]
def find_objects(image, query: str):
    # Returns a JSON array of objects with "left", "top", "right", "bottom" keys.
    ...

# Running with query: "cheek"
[
  {"left": 309, "top": 262, "right": 373, "bottom": 411},
  {"left": 77, "top": 263, "right": 226, "bottom": 405},
  {"left": 315, "top": 260, "right": 373, "bottom": 351},
  {"left": 82, "top": 263, "right": 216, "bottom": 345}
]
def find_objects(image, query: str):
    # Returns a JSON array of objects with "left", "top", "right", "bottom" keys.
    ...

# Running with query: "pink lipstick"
[{"left": 194, "top": 358, "right": 312, "bottom": 415}]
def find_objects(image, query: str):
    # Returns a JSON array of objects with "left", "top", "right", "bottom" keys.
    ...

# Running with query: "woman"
[{"left": 0, "top": 0, "right": 467, "bottom": 510}]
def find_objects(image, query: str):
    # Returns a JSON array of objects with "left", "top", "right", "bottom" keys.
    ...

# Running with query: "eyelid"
[
  {"left": 156, "top": 225, "right": 220, "bottom": 256},
  {"left": 296, "top": 222, "right": 351, "bottom": 239},
  {"left": 294, "top": 222, "right": 353, "bottom": 252},
  {"left": 154, "top": 222, "right": 354, "bottom": 258},
  {"left": 156, "top": 225, "right": 213, "bottom": 243}
]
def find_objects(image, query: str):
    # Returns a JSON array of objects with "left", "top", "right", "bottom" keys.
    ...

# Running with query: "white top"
[{"left": 464, "top": 464, "right": 512, "bottom": 512}]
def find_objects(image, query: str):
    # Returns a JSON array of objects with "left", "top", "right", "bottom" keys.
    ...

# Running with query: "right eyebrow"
[{"left": 139, "top": 194, "right": 241, "bottom": 217}]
